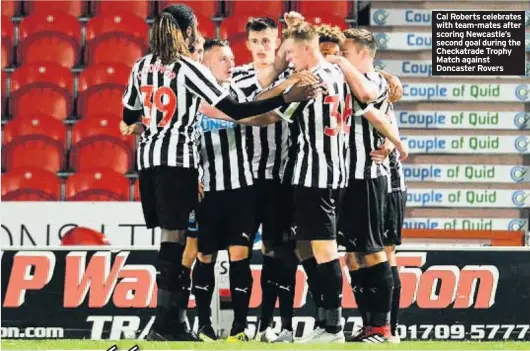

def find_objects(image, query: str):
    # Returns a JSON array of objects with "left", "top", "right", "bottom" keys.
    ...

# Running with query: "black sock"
[
  {"left": 259, "top": 255, "right": 278, "bottom": 332},
  {"left": 364, "top": 261, "right": 393, "bottom": 328},
  {"left": 349, "top": 268, "right": 368, "bottom": 328},
  {"left": 302, "top": 257, "right": 324, "bottom": 328},
  {"left": 154, "top": 242, "right": 185, "bottom": 334},
  {"left": 318, "top": 259, "right": 343, "bottom": 334},
  {"left": 277, "top": 253, "right": 298, "bottom": 331},
  {"left": 229, "top": 258, "right": 252, "bottom": 335},
  {"left": 192, "top": 261, "right": 215, "bottom": 328},
  {"left": 390, "top": 266, "right": 401, "bottom": 335}
]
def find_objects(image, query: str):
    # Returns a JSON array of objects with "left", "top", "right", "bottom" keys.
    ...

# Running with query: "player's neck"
[
  {"left": 357, "top": 59, "right": 375, "bottom": 74},
  {"left": 307, "top": 52, "right": 324, "bottom": 71},
  {"left": 253, "top": 62, "right": 272, "bottom": 70}
]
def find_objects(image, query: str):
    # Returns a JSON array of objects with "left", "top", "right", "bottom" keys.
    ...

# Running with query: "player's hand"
[
  {"left": 396, "top": 140, "right": 409, "bottom": 161},
  {"left": 386, "top": 74, "right": 403, "bottom": 103},
  {"left": 324, "top": 54, "right": 344, "bottom": 65},
  {"left": 119, "top": 121, "right": 143, "bottom": 136},
  {"left": 284, "top": 11, "right": 304, "bottom": 28},
  {"left": 370, "top": 144, "right": 393, "bottom": 164},
  {"left": 284, "top": 80, "right": 324, "bottom": 103},
  {"left": 289, "top": 70, "right": 319, "bottom": 86}
]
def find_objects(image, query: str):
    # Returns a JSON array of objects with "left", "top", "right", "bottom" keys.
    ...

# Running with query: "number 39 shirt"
[{"left": 122, "top": 54, "right": 229, "bottom": 171}]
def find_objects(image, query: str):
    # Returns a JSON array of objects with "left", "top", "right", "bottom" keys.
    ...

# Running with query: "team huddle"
[{"left": 120, "top": 4, "right": 408, "bottom": 344}]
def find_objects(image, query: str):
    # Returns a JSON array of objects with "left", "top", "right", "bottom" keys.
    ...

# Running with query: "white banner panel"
[
  {"left": 402, "top": 135, "right": 530, "bottom": 154},
  {"left": 0, "top": 202, "right": 156, "bottom": 247},
  {"left": 404, "top": 164, "right": 530, "bottom": 183},
  {"left": 396, "top": 110, "right": 529, "bottom": 130},
  {"left": 400, "top": 83, "right": 530, "bottom": 102},
  {"left": 0, "top": 202, "right": 265, "bottom": 249},
  {"left": 404, "top": 217, "right": 529, "bottom": 231},
  {"left": 374, "top": 32, "right": 530, "bottom": 51},
  {"left": 374, "top": 59, "right": 530, "bottom": 78},
  {"left": 370, "top": 8, "right": 530, "bottom": 27},
  {"left": 407, "top": 189, "right": 530, "bottom": 208}
]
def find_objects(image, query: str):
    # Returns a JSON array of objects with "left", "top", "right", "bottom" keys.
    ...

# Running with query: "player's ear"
[
  {"left": 275, "top": 37, "right": 281, "bottom": 50},
  {"left": 246, "top": 39, "right": 252, "bottom": 51}
]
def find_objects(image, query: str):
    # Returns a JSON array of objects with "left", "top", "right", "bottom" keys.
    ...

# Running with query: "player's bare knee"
[
  {"left": 345, "top": 252, "right": 360, "bottom": 270},
  {"left": 182, "top": 238, "right": 198, "bottom": 268},
  {"left": 363, "top": 250, "right": 388, "bottom": 267},
  {"left": 198, "top": 252, "right": 214, "bottom": 264},
  {"left": 311, "top": 240, "right": 338, "bottom": 264},
  {"left": 384, "top": 245, "right": 397, "bottom": 266},
  {"left": 229, "top": 245, "right": 249, "bottom": 261}
]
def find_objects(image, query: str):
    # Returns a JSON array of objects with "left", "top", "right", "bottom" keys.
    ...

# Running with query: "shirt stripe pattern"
[
  {"left": 197, "top": 84, "right": 254, "bottom": 192},
  {"left": 122, "top": 54, "right": 228, "bottom": 171},
  {"left": 350, "top": 71, "right": 390, "bottom": 180},
  {"left": 232, "top": 63, "right": 292, "bottom": 180},
  {"left": 275, "top": 61, "right": 350, "bottom": 189}
]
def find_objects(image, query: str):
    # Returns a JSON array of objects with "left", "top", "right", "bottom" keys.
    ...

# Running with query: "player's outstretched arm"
[
  {"left": 362, "top": 107, "right": 408, "bottom": 160},
  {"left": 326, "top": 55, "right": 378, "bottom": 103},
  {"left": 377, "top": 70, "right": 403, "bottom": 103}
]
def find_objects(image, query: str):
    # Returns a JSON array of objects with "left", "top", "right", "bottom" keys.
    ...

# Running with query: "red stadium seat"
[
  {"left": 61, "top": 227, "right": 110, "bottom": 245},
  {"left": 226, "top": 0, "right": 285, "bottom": 19},
  {"left": 3, "top": 137, "right": 64, "bottom": 173},
  {"left": 71, "top": 115, "right": 136, "bottom": 153},
  {"left": 10, "top": 62, "right": 74, "bottom": 120},
  {"left": 70, "top": 119, "right": 134, "bottom": 173},
  {"left": 93, "top": 0, "right": 153, "bottom": 19},
  {"left": 296, "top": 0, "right": 350, "bottom": 18},
  {"left": 25, "top": 0, "right": 86, "bottom": 17},
  {"left": 3, "top": 115, "right": 66, "bottom": 148},
  {"left": 134, "top": 179, "right": 140, "bottom": 201},
  {"left": 66, "top": 168, "right": 130, "bottom": 201},
  {"left": 18, "top": 12, "right": 81, "bottom": 68},
  {"left": 158, "top": 1, "right": 219, "bottom": 19},
  {"left": 1, "top": 71, "right": 7, "bottom": 110},
  {"left": 2, "top": 167, "right": 61, "bottom": 201},
  {"left": 195, "top": 13, "right": 216, "bottom": 38},
  {"left": 85, "top": 13, "right": 148, "bottom": 66},
  {"left": 304, "top": 14, "right": 348, "bottom": 30},
  {"left": 219, "top": 17, "right": 253, "bottom": 65},
  {"left": 77, "top": 63, "right": 130, "bottom": 117},
  {"left": 1, "top": 39, "right": 8, "bottom": 69},
  {"left": 2, "top": 16, "right": 13, "bottom": 69},
  {"left": 1, "top": 0, "right": 18, "bottom": 17}
]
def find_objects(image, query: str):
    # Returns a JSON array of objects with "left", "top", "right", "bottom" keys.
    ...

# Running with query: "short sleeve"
[
  {"left": 122, "top": 62, "right": 142, "bottom": 111},
  {"left": 180, "top": 57, "right": 229, "bottom": 107}
]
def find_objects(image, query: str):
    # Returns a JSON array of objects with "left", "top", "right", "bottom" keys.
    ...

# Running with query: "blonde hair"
[
  {"left": 282, "top": 22, "right": 318, "bottom": 41},
  {"left": 150, "top": 12, "right": 190, "bottom": 64}
]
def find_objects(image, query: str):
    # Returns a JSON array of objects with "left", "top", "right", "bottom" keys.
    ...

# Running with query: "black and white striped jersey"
[
  {"left": 384, "top": 104, "right": 406, "bottom": 192},
  {"left": 349, "top": 71, "right": 390, "bottom": 180},
  {"left": 197, "top": 83, "right": 254, "bottom": 192},
  {"left": 274, "top": 60, "right": 350, "bottom": 189},
  {"left": 122, "top": 54, "right": 228, "bottom": 171},
  {"left": 232, "top": 63, "right": 292, "bottom": 180}
]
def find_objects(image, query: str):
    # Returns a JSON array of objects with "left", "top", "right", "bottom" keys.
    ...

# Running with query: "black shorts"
[
  {"left": 383, "top": 190, "right": 407, "bottom": 246},
  {"left": 292, "top": 186, "right": 344, "bottom": 241},
  {"left": 253, "top": 178, "right": 294, "bottom": 248},
  {"left": 197, "top": 187, "right": 256, "bottom": 255},
  {"left": 338, "top": 176, "right": 387, "bottom": 253},
  {"left": 139, "top": 166, "right": 198, "bottom": 230}
]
